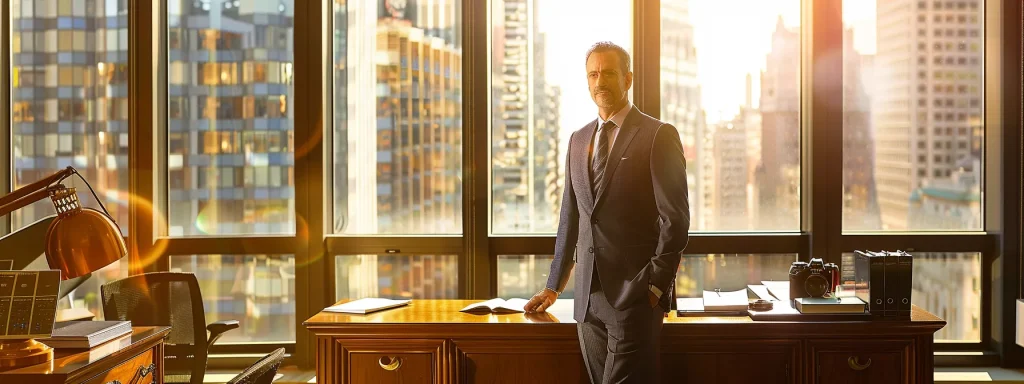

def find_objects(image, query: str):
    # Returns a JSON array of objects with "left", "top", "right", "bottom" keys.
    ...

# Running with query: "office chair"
[
  {"left": 101, "top": 272, "right": 239, "bottom": 384},
  {"left": 226, "top": 348, "right": 286, "bottom": 384}
]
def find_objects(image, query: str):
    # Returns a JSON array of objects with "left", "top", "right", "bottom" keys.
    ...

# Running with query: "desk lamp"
[{"left": 0, "top": 166, "right": 126, "bottom": 371}]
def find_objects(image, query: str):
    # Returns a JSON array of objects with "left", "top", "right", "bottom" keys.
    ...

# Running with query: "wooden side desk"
[
  {"left": 305, "top": 300, "right": 945, "bottom": 384},
  {"left": 0, "top": 326, "right": 170, "bottom": 384}
]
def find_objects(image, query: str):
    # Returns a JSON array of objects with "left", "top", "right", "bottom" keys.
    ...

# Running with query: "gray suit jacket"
[{"left": 545, "top": 106, "right": 690, "bottom": 322}]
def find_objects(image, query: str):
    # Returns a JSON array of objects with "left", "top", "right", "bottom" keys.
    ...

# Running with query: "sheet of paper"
[{"left": 324, "top": 298, "right": 411, "bottom": 314}]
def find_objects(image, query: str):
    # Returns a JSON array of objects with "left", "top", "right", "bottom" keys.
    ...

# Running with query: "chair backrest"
[
  {"left": 227, "top": 348, "right": 286, "bottom": 384},
  {"left": 101, "top": 272, "right": 209, "bottom": 382}
]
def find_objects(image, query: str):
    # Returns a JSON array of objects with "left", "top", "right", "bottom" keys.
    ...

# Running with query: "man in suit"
[{"left": 523, "top": 41, "right": 690, "bottom": 383}]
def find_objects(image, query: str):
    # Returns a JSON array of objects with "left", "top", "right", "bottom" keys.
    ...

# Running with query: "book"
[
  {"left": 323, "top": 298, "right": 411, "bottom": 314},
  {"left": 702, "top": 289, "right": 749, "bottom": 312},
  {"left": 794, "top": 297, "right": 866, "bottom": 314},
  {"left": 675, "top": 297, "right": 746, "bottom": 317},
  {"left": 460, "top": 298, "right": 530, "bottom": 314},
  {"left": 41, "top": 320, "right": 132, "bottom": 349}
]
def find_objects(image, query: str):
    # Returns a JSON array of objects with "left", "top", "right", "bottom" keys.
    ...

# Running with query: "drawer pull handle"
[
  {"left": 848, "top": 356, "right": 872, "bottom": 371},
  {"left": 379, "top": 356, "right": 403, "bottom": 371},
  {"left": 138, "top": 363, "right": 156, "bottom": 378},
  {"left": 106, "top": 381, "right": 122, "bottom": 384}
]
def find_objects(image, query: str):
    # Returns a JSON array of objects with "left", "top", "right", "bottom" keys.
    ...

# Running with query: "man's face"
[{"left": 586, "top": 50, "right": 632, "bottom": 110}]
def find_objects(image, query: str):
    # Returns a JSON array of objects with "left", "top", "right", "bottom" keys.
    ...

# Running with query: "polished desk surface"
[
  {"left": 305, "top": 299, "right": 945, "bottom": 338},
  {"left": 1, "top": 326, "right": 170, "bottom": 377}
]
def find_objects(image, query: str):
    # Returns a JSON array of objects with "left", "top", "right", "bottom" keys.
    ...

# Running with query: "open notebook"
[
  {"left": 460, "top": 298, "right": 530, "bottom": 314},
  {"left": 323, "top": 298, "right": 411, "bottom": 314}
]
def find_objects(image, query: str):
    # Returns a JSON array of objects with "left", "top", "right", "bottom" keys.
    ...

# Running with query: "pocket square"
[{"left": 621, "top": 157, "right": 629, "bottom": 160}]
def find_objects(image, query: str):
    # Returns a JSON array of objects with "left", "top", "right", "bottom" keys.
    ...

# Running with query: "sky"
[{"left": 533, "top": 0, "right": 878, "bottom": 136}]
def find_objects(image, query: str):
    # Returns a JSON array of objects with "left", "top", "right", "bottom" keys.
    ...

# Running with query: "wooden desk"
[
  {"left": 0, "top": 326, "right": 170, "bottom": 384},
  {"left": 305, "top": 300, "right": 945, "bottom": 384}
]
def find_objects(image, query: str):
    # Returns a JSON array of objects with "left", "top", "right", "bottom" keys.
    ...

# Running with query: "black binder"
[
  {"left": 854, "top": 250, "right": 886, "bottom": 317},
  {"left": 893, "top": 251, "right": 913, "bottom": 318}
]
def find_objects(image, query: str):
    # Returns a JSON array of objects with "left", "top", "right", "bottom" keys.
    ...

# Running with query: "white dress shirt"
[{"left": 591, "top": 101, "right": 633, "bottom": 165}]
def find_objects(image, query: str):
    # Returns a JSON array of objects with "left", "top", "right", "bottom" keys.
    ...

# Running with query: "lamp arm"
[
  {"left": 0, "top": 188, "right": 53, "bottom": 217},
  {"left": 0, "top": 167, "right": 117, "bottom": 224},
  {"left": 0, "top": 166, "right": 74, "bottom": 211}
]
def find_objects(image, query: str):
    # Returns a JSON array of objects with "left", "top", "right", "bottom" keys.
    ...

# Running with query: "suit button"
[
  {"left": 591, "top": 218, "right": 598, "bottom": 224},
  {"left": 588, "top": 247, "right": 594, "bottom": 253}
]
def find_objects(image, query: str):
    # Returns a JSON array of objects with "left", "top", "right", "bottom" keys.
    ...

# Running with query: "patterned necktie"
[{"left": 591, "top": 120, "right": 615, "bottom": 196}]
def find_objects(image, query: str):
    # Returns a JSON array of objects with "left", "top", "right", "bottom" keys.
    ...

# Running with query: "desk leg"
[
  {"left": 155, "top": 341, "right": 165, "bottom": 384},
  {"left": 917, "top": 335, "right": 934, "bottom": 384}
]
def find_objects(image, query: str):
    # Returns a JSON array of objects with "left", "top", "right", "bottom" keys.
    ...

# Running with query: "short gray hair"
[{"left": 585, "top": 41, "right": 631, "bottom": 73}]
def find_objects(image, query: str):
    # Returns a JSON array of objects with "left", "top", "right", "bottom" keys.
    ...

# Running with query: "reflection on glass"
[
  {"left": 489, "top": 0, "right": 631, "bottom": 234},
  {"left": 10, "top": 1, "right": 130, "bottom": 233},
  {"left": 167, "top": 0, "right": 296, "bottom": 236},
  {"left": 662, "top": 1, "right": 801, "bottom": 231},
  {"left": 332, "top": 0, "right": 463, "bottom": 235},
  {"left": 335, "top": 254, "right": 458, "bottom": 300},
  {"left": 674, "top": 254, "right": 797, "bottom": 297},
  {"left": 170, "top": 255, "right": 296, "bottom": 343},
  {"left": 841, "top": 252, "right": 981, "bottom": 342},
  {"left": 497, "top": 255, "right": 574, "bottom": 299},
  {"left": 843, "top": 0, "right": 983, "bottom": 231}
]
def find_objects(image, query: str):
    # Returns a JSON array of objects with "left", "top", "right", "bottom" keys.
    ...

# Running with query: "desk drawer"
[
  {"left": 83, "top": 348, "right": 157, "bottom": 384},
  {"left": 338, "top": 339, "right": 445, "bottom": 384},
  {"left": 811, "top": 340, "right": 913, "bottom": 384}
]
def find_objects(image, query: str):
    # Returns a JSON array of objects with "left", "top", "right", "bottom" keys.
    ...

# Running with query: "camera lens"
[{"left": 805, "top": 275, "right": 829, "bottom": 297}]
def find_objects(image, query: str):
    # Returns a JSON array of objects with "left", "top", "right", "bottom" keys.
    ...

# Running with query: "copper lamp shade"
[{"left": 43, "top": 186, "right": 126, "bottom": 279}]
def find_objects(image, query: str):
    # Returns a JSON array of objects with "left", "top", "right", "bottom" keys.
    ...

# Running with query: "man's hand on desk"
[{"left": 524, "top": 288, "right": 558, "bottom": 313}]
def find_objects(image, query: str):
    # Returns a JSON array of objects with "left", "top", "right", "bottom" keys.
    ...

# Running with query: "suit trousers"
[{"left": 577, "top": 270, "right": 664, "bottom": 384}]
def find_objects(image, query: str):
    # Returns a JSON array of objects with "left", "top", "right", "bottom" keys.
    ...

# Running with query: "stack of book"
[{"left": 41, "top": 320, "right": 133, "bottom": 349}]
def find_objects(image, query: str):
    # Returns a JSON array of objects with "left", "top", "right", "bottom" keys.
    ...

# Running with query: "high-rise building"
[
  {"left": 873, "top": 0, "right": 983, "bottom": 230},
  {"left": 491, "top": 0, "right": 561, "bottom": 233},
  {"left": 166, "top": 0, "right": 296, "bottom": 237},
  {"left": 660, "top": 0, "right": 705, "bottom": 229},
  {"left": 756, "top": 17, "right": 800, "bottom": 230},
  {"left": 335, "top": 0, "right": 463, "bottom": 234},
  {"left": 10, "top": 0, "right": 130, "bottom": 232},
  {"left": 707, "top": 114, "right": 751, "bottom": 230},
  {"left": 843, "top": 29, "right": 881, "bottom": 231},
  {"left": 912, "top": 252, "right": 982, "bottom": 341}
]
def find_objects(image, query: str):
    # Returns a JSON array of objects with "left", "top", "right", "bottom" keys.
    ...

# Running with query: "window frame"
[{"left": 1, "top": 0, "right": 1020, "bottom": 369}]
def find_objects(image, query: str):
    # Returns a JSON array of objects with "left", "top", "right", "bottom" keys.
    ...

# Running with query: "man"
[{"left": 523, "top": 41, "right": 690, "bottom": 384}]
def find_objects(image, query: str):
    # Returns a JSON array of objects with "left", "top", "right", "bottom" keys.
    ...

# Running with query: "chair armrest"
[{"left": 207, "top": 320, "right": 240, "bottom": 347}]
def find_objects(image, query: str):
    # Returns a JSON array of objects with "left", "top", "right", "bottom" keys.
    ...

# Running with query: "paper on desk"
[
  {"left": 761, "top": 280, "right": 790, "bottom": 302},
  {"left": 748, "top": 285, "right": 778, "bottom": 301},
  {"left": 324, "top": 298, "right": 411, "bottom": 314}
]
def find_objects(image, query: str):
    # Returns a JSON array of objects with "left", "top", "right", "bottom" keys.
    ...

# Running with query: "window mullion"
[{"left": 804, "top": 0, "right": 844, "bottom": 264}]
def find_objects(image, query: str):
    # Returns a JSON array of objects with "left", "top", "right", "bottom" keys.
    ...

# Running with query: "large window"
[
  {"left": 489, "top": 0, "right": 631, "bottom": 234},
  {"left": 663, "top": 0, "right": 801, "bottom": 232},
  {"left": 332, "top": 0, "right": 463, "bottom": 235},
  {"left": 171, "top": 254, "right": 296, "bottom": 343},
  {"left": 166, "top": 0, "right": 296, "bottom": 236},
  {"left": 334, "top": 254, "right": 459, "bottom": 300},
  {"left": 842, "top": 0, "right": 984, "bottom": 231},
  {"left": 8, "top": 0, "right": 130, "bottom": 320}
]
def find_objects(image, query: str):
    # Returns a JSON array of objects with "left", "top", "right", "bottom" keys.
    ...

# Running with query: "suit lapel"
[
  {"left": 594, "top": 106, "right": 641, "bottom": 211},
  {"left": 574, "top": 120, "right": 598, "bottom": 213}
]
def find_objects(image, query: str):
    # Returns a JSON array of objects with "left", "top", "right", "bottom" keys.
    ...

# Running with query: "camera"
[{"left": 789, "top": 258, "right": 840, "bottom": 300}]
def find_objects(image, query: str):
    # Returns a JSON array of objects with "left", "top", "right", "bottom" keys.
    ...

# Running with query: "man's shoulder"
[{"left": 571, "top": 119, "right": 599, "bottom": 137}]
